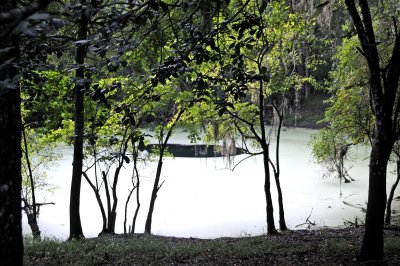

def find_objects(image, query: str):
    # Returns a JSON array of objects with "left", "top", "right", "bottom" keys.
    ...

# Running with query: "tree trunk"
[
  {"left": 131, "top": 180, "right": 141, "bottom": 234},
  {"left": 359, "top": 132, "right": 392, "bottom": 260},
  {"left": 385, "top": 160, "right": 400, "bottom": 224},
  {"left": 345, "top": 0, "right": 400, "bottom": 260},
  {"left": 108, "top": 166, "right": 123, "bottom": 234},
  {"left": 144, "top": 110, "right": 183, "bottom": 234},
  {"left": 131, "top": 151, "right": 141, "bottom": 234},
  {"left": 82, "top": 172, "right": 107, "bottom": 234},
  {"left": 22, "top": 127, "right": 41, "bottom": 239},
  {"left": 124, "top": 188, "right": 134, "bottom": 234},
  {"left": 144, "top": 146, "right": 165, "bottom": 234},
  {"left": 272, "top": 105, "right": 287, "bottom": 230},
  {"left": 0, "top": 76, "right": 23, "bottom": 266},
  {"left": 275, "top": 174, "right": 287, "bottom": 231},
  {"left": 0, "top": 0, "right": 23, "bottom": 264},
  {"left": 258, "top": 77, "right": 277, "bottom": 234},
  {"left": 25, "top": 208, "right": 41, "bottom": 239},
  {"left": 69, "top": 3, "right": 88, "bottom": 240},
  {"left": 263, "top": 148, "right": 277, "bottom": 234}
]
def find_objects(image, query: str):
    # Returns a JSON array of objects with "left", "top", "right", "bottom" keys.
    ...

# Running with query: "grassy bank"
[{"left": 24, "top": 227, "right": 400, "bottom": 265}]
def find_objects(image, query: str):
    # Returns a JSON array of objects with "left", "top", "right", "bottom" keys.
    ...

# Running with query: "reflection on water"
[{"left": 22, "top": 128, "right": 399, "bottom": 240}]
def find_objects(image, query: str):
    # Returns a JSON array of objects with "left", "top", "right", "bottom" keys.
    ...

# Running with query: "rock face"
[{"left": 146, "top": 144, "right": 246, "bottom": 158}]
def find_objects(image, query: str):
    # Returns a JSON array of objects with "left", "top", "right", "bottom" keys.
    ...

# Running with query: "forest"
[{"left": 0, "top": 0, "right": 400, "bottom": 265}]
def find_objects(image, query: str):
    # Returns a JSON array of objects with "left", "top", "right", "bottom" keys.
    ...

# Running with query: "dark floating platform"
[{"left": 145, "top": 144, "right": 246, "bottom": 158}]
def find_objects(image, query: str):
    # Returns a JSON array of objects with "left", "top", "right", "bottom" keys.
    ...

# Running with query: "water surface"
[{"left": 22, "top": 127, "right": 399, "bottom": 239}]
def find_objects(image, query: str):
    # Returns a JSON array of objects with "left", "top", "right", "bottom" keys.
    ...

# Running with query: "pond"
[{"left": 22, "top": 127, "right": 400, "bottom": 240}]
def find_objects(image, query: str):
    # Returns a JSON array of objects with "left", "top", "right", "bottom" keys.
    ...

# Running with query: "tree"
[
  {"left": 385, "top": 142, "right": 400, "bottom": 224},
  {"left": 0, "top": 1, "right": 23, "bottom": 264},
  {"left": 193, "top": 0, "right": 317, "bottom": 233},
  {"left": 345, "top": 0, "right": 400, "bottom": 261},
  {"left": 0, "top": 0, "right": 53, "bottom": 264},
  {"left": 21, "top": 127, "right": 58, "bottom": 239},
  {"left": 311, "top": 86, "right": 372, "bottom": 185},
  {"left": 144, "top": 87, "right": 187, "bottom": 234},
  {"left": 68, "top": 0, "right": 90, "bottom": 240}
]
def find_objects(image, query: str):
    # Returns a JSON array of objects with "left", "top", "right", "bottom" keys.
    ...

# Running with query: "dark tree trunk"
[
  {"left": 274, "top": 106, "right": 287, "bottom": 230},
  {"left": 69, "top": 3, "right": 89, "bottom": 240},
  {"left": 345, "top": 0, "right": 400, "bottom": 260},
  {"left": 144, "top": 110, "right": 183, "bottom": 234},
  {"left": 385, "top": 160, "right": 400, "bottom": 224},
  {"left": 262, "top": 149, "right": 277, "bottom": 234},
  {"left": 102, "top": 170, "right": 111, "bottom": 233},
  {"left": 275, "top": 175, "right": 286, "bottom": 230},
  {"left": 0, "top": 1, "right": 23, "bottom": 264},
  {"left": 145, "top": 146, "right": 166, "bottom": 234},
  {"left": 108, "top": 159, "right": 125, "bottom": 234},
  {"left": 0, "top": 68, "right": 23, "bottom": 266},
  {"left": 124, "top": 188, "right": 134, "bottom": 234},
  {"left": 131, "top": 175, "right": 141, "bottom": 234},
  {"left": 259, "top": 80, "right": 277, "bottom": 234},
  {"left": 22, "top": 127, "right": 41, "bottom": 239},
  {"left": 360, "top": 133, "right": 392, "bottom": 260},
  {"left": 82, "top": 172, "right": 107, "bottom": 233},
  {"left": 130, "top": 149, "right": 141, "bottom": 234},
  {"left": 23, "top": 203, "right": 41, "bottom": 239}
]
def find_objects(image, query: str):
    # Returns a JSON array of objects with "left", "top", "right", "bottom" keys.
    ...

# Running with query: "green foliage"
[
  {"left": 21, "top": 70, "right": 74, "bottom": 132},
  {"left": 21, "top": 128, "right": 59, "bottom": 206}
]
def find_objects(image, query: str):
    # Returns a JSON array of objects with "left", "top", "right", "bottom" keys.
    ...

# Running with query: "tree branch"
[{"left": 0, "top": 0, "right": 53, "bottom": 24}]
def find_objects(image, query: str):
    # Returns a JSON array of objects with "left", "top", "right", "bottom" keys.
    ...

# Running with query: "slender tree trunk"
[
  {"left": 131, "top": 151, "right": 141, "bottom": 234},
  {"left": 274, "top": 174, "right": 286, "bottom": 230},
  {"left": 131, "top": 177, "right": 141, "bottom": 234},
  {"left": 274, "top": 110, "right": 287, "bottom": 230},
  {"left": 0, "top": 1, "right": 23, "bottom": 264},
  {"left": 22, "top": 127, "right": 41, "bottom": 239},
  {"left": 107, "top": 137, "right": 129, "bottom": 234},
  {"left": 262, "top": 148, "right": 277, "bottom": 234},
  {"left": 385, "top": 160, "right": 400, "bottom": 224},
  {"left": 258, "top": 78, "right": 277, "bottom": 234},
  {"left": 102, "top": 170, "right": 112, "bottom": 233},
  {"left": 108, "top": 166, "right": 123, "bottom": 234},
  {"left": 144, "top": 110, "right": 183, "bottom": 234},
  {"left": 124, "top": 188, "right": 134, "bottom": 234},
  {"left": 145, "top": 146, "right": 166, "bottom": 234},
  {"left": 270, "top": 104, "right": 287, "bottom": 230},
  {"left": 69, "top": 2, "right": 89, "bottom": 240},
  {"left": 82, "top": 172, "right": 107, "bottom": 233}
]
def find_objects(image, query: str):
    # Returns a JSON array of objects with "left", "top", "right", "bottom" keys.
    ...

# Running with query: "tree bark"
[
  {"left": 385, "top": 160, "right": 400, "bottom": 224},
  {"left": 22, "top": 127, "right": 41, "bottom": 239},
  {"left": 0, "top": 63, "right": 23, "bottom": 266},
  {"left": 145, "top": 110, "right": 183, "bottom": 234},
  {"left": 360, "top": 133, "right": 392, "bottom": 260},
  {"left": 130, "top": 147, "right": 141, "bottom": 234},
  {"left": 262, "top": 148, "right": 277, "bottom": 234},
  {"left": 345, "top": 0, "right": 400, "bottom": 260},
  {"left": 0, "top": 1, "right": 23, "bottom": 264},
  {"left": 145, "top": 145, "right": 166, "bottom": 234},
  {"left": 273, "top": 107, "right": 287, "bottom": 230},
  {"left": 82, "top": 171, "right": 107, "bottom": 233},
  {"left": 69, "top": 2, "right": 89, "bottom": 240},
  {"left": 22, "top": 199, "right": 41, "bottom": 239},
  {"left": 259, "top": 80, "right": 277, "bottom": 234}
]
